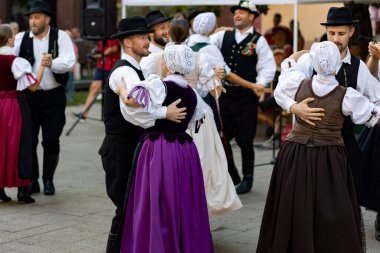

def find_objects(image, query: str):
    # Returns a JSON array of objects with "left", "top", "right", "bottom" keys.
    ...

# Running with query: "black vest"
[
  {"left": 220, "top": 30, "right": 261, "bottom": 84},
  {"left": 103, "top": 60, "right": 143, "bottom": 138},
  {"left": 19, "top": 28, "right": 69, "bottom": 86},
  {"left": 313, "top": 54, "right": 360, "bottom": 137}
]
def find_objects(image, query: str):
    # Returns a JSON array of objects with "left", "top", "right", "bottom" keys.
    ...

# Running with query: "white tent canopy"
[
  {"left": 121, "top": 0, "right": 375, "bottom": 51},
  {"left": 122, "top": 0, "right": 236, "bottom": 6},
  {"left": 122, "top": 0, "right": 374, "bottom": 5}
]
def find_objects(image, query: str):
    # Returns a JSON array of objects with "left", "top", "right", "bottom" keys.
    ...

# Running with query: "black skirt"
[
  {"left": 358, "top": 125, "right": 380, "bottom": 212},
  {"left": 256, "top": 141, "right": 363, "bottom": 253}
]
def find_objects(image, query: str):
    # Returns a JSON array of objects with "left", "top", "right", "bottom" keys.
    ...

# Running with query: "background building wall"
[
  {"left": 260, "top": 3, "right": 344, "bottom": 49},
  {"left": 57, "top": 0, "right": 80, "bottom": 30}
]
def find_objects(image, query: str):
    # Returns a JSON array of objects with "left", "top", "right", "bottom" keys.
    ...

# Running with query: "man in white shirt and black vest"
[
  {"left": 14, "top": 1, "right": 76, "bottom": 196},
  {"left": 140, "top": 10, "right": 173, "bottom": 76},
  {"left": 99, "top": 16, "right": 186, "bottom": 253},
  {"left": 275, "top": 6, "right": 380, "bottom": 213},
  {"left": 210, "top": 0, "right": 276, "bottom": 194}
]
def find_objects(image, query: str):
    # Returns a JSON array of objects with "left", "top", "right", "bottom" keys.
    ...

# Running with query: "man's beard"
[
  {"left": 133, "top": 46, "right": 149, "bottom": 58},
  {"left": 153, "top": 33, "right": 167, "bottom": 47},
  {"left": 30, "top": 25, "right": 45, "bottom": 36}
]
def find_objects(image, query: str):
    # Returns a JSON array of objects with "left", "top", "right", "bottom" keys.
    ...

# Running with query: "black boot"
[
  {"left": 28, "top": 179, "right": 40, "bottom": 194},
  {"left": 106, "top": 233, "right": 119, "bottom": 253},
  {"left": 42, "top": 154, "right": 59, "bottom": 195},
  {"left": 236, "top": 160, "right": 254, "bottom": 194},
  {"left": 375, "top": 212, "right": 380, "bottom": 241},
  {"left": 0, "top": 188, "right": 11, "bottom": 202},
  {"left": 236, "top": 178, "right": 253, "bottom": 194},
  {"left": 17, "top": 187, "right": 35, "bottom": 204}
]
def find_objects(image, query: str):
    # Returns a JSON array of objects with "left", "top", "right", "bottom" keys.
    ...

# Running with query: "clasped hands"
[{"left": 116, "top": 78, "right": 187, "bottom": 123}]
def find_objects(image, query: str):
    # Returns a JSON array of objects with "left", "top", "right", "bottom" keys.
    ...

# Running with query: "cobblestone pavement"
[{"left": 0, "top": 104, "right": 378, "bottom": 253}]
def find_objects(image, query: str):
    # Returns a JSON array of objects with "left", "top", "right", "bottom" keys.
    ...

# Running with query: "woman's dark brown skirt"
[{"left": 256, "top": 141, "right": 363, "bottom": 253}]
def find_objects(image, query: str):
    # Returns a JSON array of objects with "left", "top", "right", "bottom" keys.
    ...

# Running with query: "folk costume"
[
  {"left": 210, "top": 1, "right": 276, "bottom": 193},
  {"left": 259, "top": 41, "right": 380, "bottom": 253},
  {"left": 98, "top": 17, "right": 155, "bottom": 253},
  {"left": 0, "top": 45, "right": 38, "bottom": 202},
  {"left": 119, "top": 44, "right": 213, "bottom": 253},
  {"left": 186, "top": 12, "right": 242, "bottom": 217},
  {"left": 14, "top": 1, "right": 76, "bottom": 195}
]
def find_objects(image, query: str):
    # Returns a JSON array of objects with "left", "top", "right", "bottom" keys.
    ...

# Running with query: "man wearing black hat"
[
  {"left": 146, "top": 10, "right": 173, "bottom": 53},
  {"left": 14, "top": 0, "right": 76, "bottom": 196},
  {"left": 210, "top": 0, "right": 276, "bottom": 194},
  {"left": 140, "top": 10, "right": 173, "bottom": 75},
  {"left": 275, "top": 5, "right": 380, "bottom": 211},
  {"left": 99, "top": 16, "right": 186, "bottom": 253}
]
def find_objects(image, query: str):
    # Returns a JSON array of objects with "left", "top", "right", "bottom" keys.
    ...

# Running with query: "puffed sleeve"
[
  {"left": 127, "top": 74, "right": 166, "bottom": 109},
  {"left": 274, "top": 58, "right": 306, "bottom": 112},
  {"left": 196, "top": 45, "right": 229, "bottom": 97},
  {"left": 12, "top": 57, "right": 38, "bottom": 91},
  {"left": 122, "top": 74, "right": 167, "bottom": 129},
  {"left": 342, "top": 87, "right": 380, "bottom": 127}
]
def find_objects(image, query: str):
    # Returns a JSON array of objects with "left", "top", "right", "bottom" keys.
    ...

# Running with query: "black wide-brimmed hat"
[
  {"left": 230, "top": 0, "right": 259, "bottom": 17},
  {"left": 111, "top": 16, "right": 155, "bottom": 39},
  {"left": 146, "top": 10, "right": 173, "bottom": 28},
  {"left": 25, "top": 0, "right": 52, "bottom": 17},
  {"left": 320, "top": 7, "right": 359, "bottom": 26}
]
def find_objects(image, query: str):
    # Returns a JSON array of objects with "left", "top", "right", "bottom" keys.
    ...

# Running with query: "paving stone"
[{"left": 0, "top": 104, "right": 378, "bottom": 252}]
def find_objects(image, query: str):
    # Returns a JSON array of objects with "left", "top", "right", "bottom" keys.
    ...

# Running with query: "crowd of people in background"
[{"left": 1, "top": 0, "right": 380, "bottom": 253}]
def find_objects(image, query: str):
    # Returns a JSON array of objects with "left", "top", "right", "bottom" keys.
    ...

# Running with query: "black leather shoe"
[
  {"left": 28, "top": 180, "right": 40, "bottom": 194},
  {"left": 0, "top": 188, "right": 11, "bottom": 202},
  {"left": 17, "top": 187, "right": 35, "bottom": 204},
  {"left": 236, "top": 179, "right": 253, "bottom": 194},
  {"left": 375, "top": 213, "right": 380, "bottom": 241},
  {"left": 43, "top": 180, "right": 55, "bottom": 195}
]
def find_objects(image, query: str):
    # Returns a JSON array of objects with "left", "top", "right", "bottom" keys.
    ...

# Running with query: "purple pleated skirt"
[{"left": 120, "top": 133, "right": 214, "bottom": 253}]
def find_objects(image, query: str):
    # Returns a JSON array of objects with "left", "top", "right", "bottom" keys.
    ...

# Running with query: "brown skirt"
[{"left": 256, "top": 141, "right": 363, "bottom": 253}]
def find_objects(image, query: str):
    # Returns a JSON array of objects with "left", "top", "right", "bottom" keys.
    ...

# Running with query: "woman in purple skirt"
[{"left": 117, "top": 44, "right": 213, "bottom": 253}]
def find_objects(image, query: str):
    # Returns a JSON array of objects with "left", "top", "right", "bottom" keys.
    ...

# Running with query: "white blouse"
[
  {"left": 274, "top": 58, "right": 380, "bottom": 127},
  {"left": 276, "top": 50, "right": 380, "bottom": 110},
  {"left": 122, "top": 73, "right": 208, "bottom": 130},
  {"left": 187, "top": 34, "right": 230, "bottom": 97},
  {"left": 0, "top": 46, "right": 38, "bottom": 91}
]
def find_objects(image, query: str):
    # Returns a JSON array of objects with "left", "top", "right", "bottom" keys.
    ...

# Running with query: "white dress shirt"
[
  {"left": 0, "top": 46, "right": 38, "bottom": 90},
  {"left": 276, "top": 50, "right": 380, "bottom": 110},
  {"left": 14, "top": 27, "right": 76, "bottom": 90},
  {"left": 108, "top": 52, "right": 167, "bottom": 129},
  {"left": 140, "top": 43, "right": 164, "bottom": 78},
  {"left": 274, "top": 58, "right": 380, "bottom": 127},
  {"left": 210, "top": 26, "right": 276, "bottom": 86}
]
